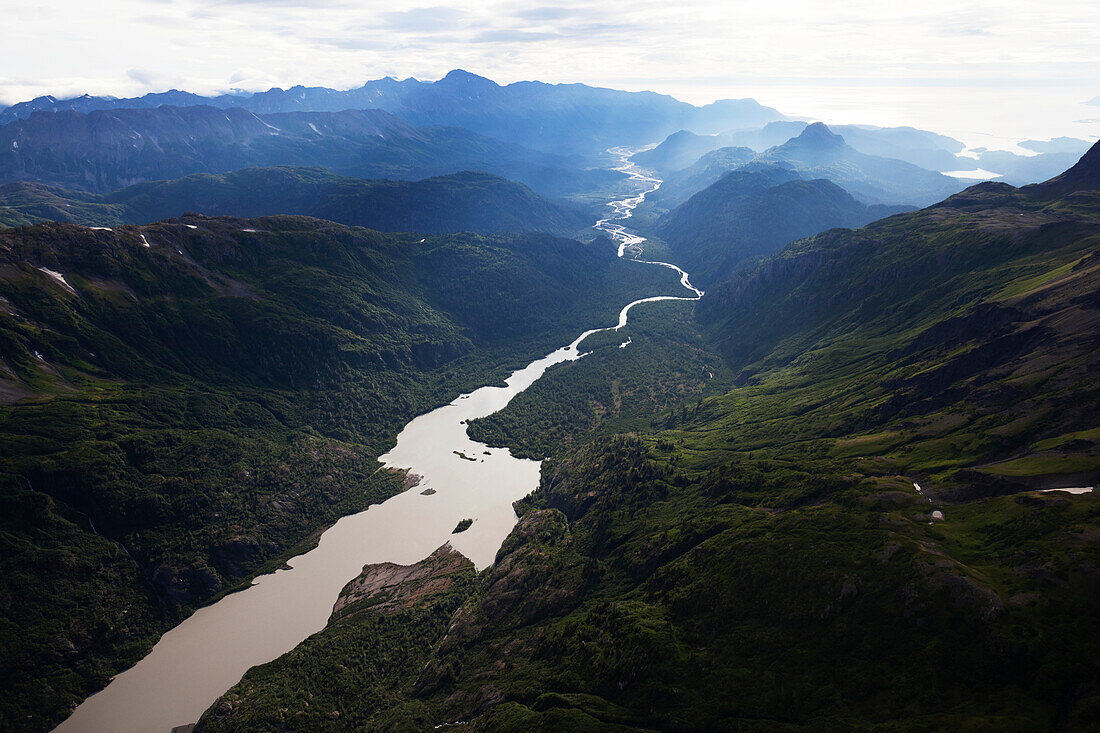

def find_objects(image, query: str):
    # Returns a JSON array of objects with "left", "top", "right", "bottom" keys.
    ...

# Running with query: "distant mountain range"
[
  {"left": 0, "top": 70, "right": 787, "bottom": 156},
  {"left": 0, "top": 168, "right": 592, "bottom": 236},
  {"left": 0, "top": 105, "right": 620, "bottom": 198},
  {"left": 636, "top": 122, "right": 967, "bottom": 173},
  {"left": 631, "top": 130, "right": 745, "bottom": 174},
  {"left": 656, "top": 165, "right": 912, "bottom": 286},
  {"left": 2, "top": 71, "right": 1088, "bottom": 210},
  {"left": 645, "top": 123, "right": 969, "bottom": 208},
  {"left": 756, "top": 123, "right": 967, "bottom": 205},
  {"left": 966, "top": 148, "right": 1089, "bottom": 186},
  {"left": 637, "top": 123, "right": 1096, "bottom": 187}
]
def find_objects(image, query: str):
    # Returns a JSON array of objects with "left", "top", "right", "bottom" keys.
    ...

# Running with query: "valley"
[
  {"left": 0, "top": 208, "right": 683, "bottom": 730},
  {"left": 192, "top": 145, "right": 1099, "bottom": 731},
  {"left": 0, "top": 61, "right": 1095, "bottom": 733},
  {"left": 52, "top": 148, "right": 702, "bottom": 733}
]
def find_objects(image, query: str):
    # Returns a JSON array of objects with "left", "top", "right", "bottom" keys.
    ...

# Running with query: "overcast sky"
[{"left": 3, "top": 0, "right": 1098, "bottom": 145}]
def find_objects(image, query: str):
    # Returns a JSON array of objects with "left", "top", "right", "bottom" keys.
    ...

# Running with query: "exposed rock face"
[
  {"left": 331, "top": 543, "right": 474, "bottom": 622},
  {"left": 195, "top": 544, "right": 477, "bottom": 731},
  {"left": 412, "top": 509, "right": 585, "bottom": 707}
]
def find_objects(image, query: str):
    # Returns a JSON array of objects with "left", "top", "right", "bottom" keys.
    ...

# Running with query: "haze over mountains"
[
  {"left": 0, "top": 105, "right": 620, "bottom": 198},
  {"left": 0, "top": 70, "right": 787, "bottom": 156},
  {"left": 641, "top": 122, "right": 968, "bottom": 211},
  {"left": 0, "top": 69, "right": 1084, "bottom": 224},
  {"left": 636, "top": 119, "right": 1096, "bottom": 187},
  {"left": 634, "top": 121, "right": 967, "bottom": 174}
]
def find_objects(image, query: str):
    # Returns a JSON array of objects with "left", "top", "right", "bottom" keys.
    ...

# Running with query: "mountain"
[
  {"left": 646, "top": 145, "right": 757, "bottom": 208},
  {"left": 757, "top": 122, "right": 968, "bottom": 205},
  {"left": 0, "top": 70, "right": 788, "bottom": 156},
  {"left": 0, "top": 168, "right": 592, "bottom": 236},
  {"left": 630, "top": 130, "right": 740, "bottom": 174},
  {"left": 1035, "top": 134, "right": 1100, "bottom": 191},
  {"left": 829, "top": 123, "right": 965, "bottom": 171},
  {"left": 719, "top": 120, "right": 811, "bottom": 152},
  {"left": 0, "top": 90, "right": 218, "bottom": 122},
  {"left": 0, "top": 106, "right": 620, "bottom": 198},
  {"left": 0, "top": 214, "right": 686, "bottom": 731},
  {"left": 656, "top": 165, "right": 911, "bottom": 286},
  {"left": 189, "top": 144, "right": 1100, "bottom": 731}
]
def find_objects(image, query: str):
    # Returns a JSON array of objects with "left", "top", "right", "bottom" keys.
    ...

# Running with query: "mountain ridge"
[
  {"left": 755, "top": 122, "right": 969, "bottom": 205},
  {"left": 0, "top": 70, "right": 787, "bottom": 155},
  {"left": 656, "top": 164, "right": 913, "bottom": 286},
  {"left": 0, "top": 167, "right": 592, "bottom": 236}
]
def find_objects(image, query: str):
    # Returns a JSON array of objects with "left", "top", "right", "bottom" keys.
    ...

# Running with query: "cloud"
[
  {"left": 210, "top": 0, "right": 351, "bottom": 5},
  {"left": 378, "top": 7, "right": 468, "bottom": 32},
  {"left": 126, "top": 68, "right": 157, "bottom": 86},
  {"left": 513, "top": 6, "right": 586, "bottom": 21},
  {"left": 469, "top": 29, "right": 563, "bottom": 43},
  {"left": 1085, "top": 96, "right": 1100, "bottom": 107}
]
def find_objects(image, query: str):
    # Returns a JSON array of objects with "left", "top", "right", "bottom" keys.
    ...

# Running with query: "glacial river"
[{"left": 53, "top": 148, "right": 701, "bottom": 733}]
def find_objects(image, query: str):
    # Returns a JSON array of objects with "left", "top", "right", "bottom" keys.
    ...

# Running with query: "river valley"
[{"left": 53, "top": 149, "right": 702, "bottom": 733}]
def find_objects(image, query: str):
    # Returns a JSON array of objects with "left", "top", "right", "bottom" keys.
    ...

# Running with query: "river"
[{"left": 53, "top": 148, "right": 701, "bottom": 733}]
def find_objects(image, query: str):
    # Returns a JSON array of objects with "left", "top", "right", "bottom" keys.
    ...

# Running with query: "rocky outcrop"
[{"left": 331, "top": 543, "right": 474, "bottom": 623}]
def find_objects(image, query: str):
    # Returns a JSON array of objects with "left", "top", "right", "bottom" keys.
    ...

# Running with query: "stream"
[{"left": 53, "top": 148, "right": 701, "bottom": 733}]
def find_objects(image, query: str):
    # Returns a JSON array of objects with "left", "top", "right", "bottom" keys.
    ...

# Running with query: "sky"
[{"left": 2, "top": 0, "right": 1098, "bottom": 149}]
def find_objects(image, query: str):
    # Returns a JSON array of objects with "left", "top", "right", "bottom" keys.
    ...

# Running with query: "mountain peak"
[
  {"left": 439, "top": 69, "right": 498, "bottom": 88},
  {"left": 796, "top": 122, "right": 845, "bottom": 147}
]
